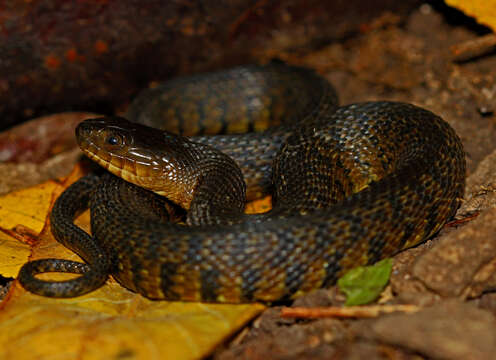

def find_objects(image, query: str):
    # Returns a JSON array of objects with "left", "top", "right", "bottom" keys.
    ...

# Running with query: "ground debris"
[
  {"left": 281, "top": 304, "right": 419, "bottom": 319},
  {"left": 451, "top": 33, "right": 496, "bottom": 62},
  {"left": 413, "top": 208, "right": 496, "bottom": 298},
  {"left": 354, "top": 300, "right": 496, "bottom": 360}
]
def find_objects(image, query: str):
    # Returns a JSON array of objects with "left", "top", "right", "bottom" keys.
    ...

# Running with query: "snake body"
[{"left": 18, "top": 64, "right": 466, "bottom": 303}]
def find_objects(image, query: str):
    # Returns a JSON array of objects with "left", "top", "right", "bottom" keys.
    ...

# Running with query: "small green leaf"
[{"left": 337, "top": 258, "right": 393, "bottom": 306}]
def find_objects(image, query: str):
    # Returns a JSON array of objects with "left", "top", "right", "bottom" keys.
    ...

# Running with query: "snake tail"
[{"left": 18, "top": 174, "right": 109, "bottom": 297}]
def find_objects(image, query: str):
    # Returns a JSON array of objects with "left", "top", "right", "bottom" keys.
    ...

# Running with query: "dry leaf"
[{"left": 445, "top": 0, "right": 496, "bottom": 31}]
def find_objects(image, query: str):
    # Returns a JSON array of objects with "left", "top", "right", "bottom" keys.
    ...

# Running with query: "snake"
[{"left": 18, "top": 63, "right": 466, "bottom": 303}]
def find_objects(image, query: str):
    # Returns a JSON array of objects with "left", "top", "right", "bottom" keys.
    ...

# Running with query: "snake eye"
[{"left": 105, "top": 134, "right": 122, "bottom": 146}]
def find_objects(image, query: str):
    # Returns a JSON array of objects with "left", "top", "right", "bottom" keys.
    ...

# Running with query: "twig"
[
  {"left": 451, "top": 33, "right": 496, "bottom": 62},
  {"left": 446, "top": 212, "right": 480, "bottom": 227},
  {"left": 0, "top": 224, "right": 39, "bottom": 245},
  {"left": 281, "top": 304, "right": 420, "bottom": 319}
]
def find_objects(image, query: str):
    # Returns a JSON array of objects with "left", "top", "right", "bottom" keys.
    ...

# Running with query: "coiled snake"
[{"left": 18, "top": 63, "right": 466, "bottom": 303}]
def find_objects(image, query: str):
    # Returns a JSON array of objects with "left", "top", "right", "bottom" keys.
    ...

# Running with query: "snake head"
[{"left": 76, "top": 116, "right": 201, "bottom": 209}]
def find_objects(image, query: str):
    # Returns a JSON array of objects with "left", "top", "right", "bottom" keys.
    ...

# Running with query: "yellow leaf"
[
  {"left": 245, "top": 195, "right": 272, "bottom": 214},
  {"left": 0, "top": 165, "right": 265, "bottom": 359},
  {"left": 446, "top": 0, "right": 496, "bottom": 31},
  {"left": 0, "top": 181, "right": 60, "bottom": 278},
  {"left": 0, "top": 283, "right": 264, "bottom": 360},
  {"left": 0, "top": 232, "right": 31, "bottom": 278},
  {"left": 0, "top": 181, "right": 57, "bottom": 235}
]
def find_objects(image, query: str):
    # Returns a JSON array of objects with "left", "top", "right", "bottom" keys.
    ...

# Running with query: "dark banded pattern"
[{"left": 18, "top": 64, "right": 466, "bottom": 303}]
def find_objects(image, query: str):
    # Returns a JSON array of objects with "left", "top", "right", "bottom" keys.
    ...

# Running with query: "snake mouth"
[{"left": 75, "top": 117, "right": 196, "bottom": 208}]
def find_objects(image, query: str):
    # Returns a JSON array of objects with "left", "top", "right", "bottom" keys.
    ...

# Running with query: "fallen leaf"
[
  {"left": 446, "top": 0, "right": 496, "bottom": 31},
  {"left": 245, "top": 196, "right": 272, "bottom": 214},
  {"left": 338, "top": 258, "right": 393, "bottom": 306},
  {"left": 0, "top": 181, "right": 56, "bottom": 235},
  {"left": 0, "top": 282, "right": 264, "bottom": 360},
  {"left": 0, "top": 181, "right": 60, "bottom": 278}
]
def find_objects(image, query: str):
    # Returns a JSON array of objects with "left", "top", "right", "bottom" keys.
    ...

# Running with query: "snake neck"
[
  {"left": 76, "top": 117, "right": 247, "bottom": 218},
  {"left": 185, "top": 142, "right": 247, "bottom": 226}
]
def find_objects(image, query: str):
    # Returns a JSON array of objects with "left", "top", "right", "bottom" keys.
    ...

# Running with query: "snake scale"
[{"left": 18, "top": 63, "right": 466, "bottom": 303}]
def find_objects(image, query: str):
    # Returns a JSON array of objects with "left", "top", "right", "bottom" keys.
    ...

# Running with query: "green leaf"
[{"left": 337, "top": 258, "right": 393, "bottom": 306}]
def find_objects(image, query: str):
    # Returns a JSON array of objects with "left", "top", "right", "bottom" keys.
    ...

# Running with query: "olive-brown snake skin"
[{"left": 18, "top": 63, "right": 466, "bottom": 303}]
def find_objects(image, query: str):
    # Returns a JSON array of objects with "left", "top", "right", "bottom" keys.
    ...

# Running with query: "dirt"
[{"left": 3, "top": 2, "right": 496, "bottom": 360}]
